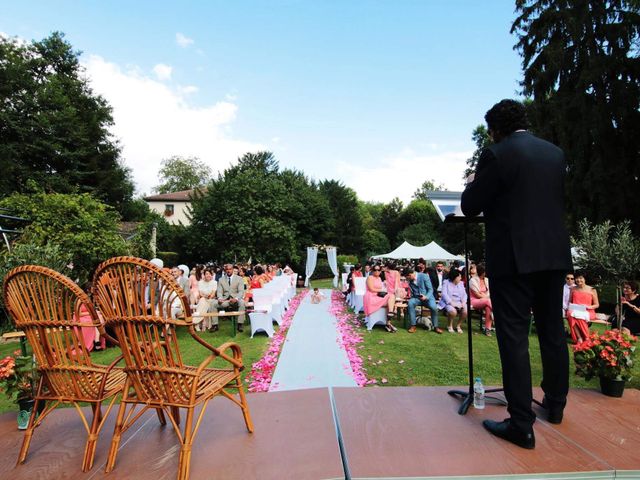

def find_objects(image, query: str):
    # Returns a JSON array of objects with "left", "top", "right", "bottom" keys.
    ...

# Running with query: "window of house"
[{"left": 164, "top": 204, "right": 174, "bottom": 216}]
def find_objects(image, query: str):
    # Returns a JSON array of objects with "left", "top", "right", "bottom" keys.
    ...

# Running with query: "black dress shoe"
[
  {"left": 541, "top": 397, "right": 564, "bottom": 424},
  {"left": 237, "top": 324, "right": 244, "bottom": 332},
  {"left": 482, "top": 419, "right": 535, "bottom": 449}
]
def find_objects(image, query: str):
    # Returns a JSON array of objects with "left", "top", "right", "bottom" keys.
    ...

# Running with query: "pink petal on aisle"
[{"left": 247, "top": 290, "right": 309, "bottom": 392}]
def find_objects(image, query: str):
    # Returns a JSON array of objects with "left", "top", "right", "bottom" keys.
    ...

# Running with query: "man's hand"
[
  {"left": 420, "top": 295, "right": 426, "bottom": 301},
  {"left": 230, "top": 298, "right": 238, "bottom": 304}
]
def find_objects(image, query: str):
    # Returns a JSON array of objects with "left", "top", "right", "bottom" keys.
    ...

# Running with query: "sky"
[{"left": 1, "top": 0, "right": 524, "bottom": 204}]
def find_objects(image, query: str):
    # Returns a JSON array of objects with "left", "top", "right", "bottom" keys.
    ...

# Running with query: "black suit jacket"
[{"left": 461, "top": 131, "right": 572, "bottom": 279}]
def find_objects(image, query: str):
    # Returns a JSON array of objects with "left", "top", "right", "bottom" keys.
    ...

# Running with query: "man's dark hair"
[
  {"left": 485, "top": 99, "right": 529, "bottom": 137},
  {"left": 402, "top": 267, "right": 414, "bottom": 277}
]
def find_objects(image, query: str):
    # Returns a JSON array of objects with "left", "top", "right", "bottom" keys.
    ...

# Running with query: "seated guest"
[
  {"left": 364, "top": 265, "right": 396, "bottom": 332},
  {"left": 439, "top": 269, "right": 468, "bottom": 334},
  {"left": 194, "top": 269, "right": 217, "bottom": 332},
  {"left": 351, "top": 264, "right": 363, "bottom": 293},
  {"left": 469, "top": 263, "right": 493, "bottom": 336},
  {"left": 310, "top": 288, "right": 325, "bottom": 304},
  {"left": 344, "top": 266, "right": 355, "bottom": 298},
  {"left": 404, "top": 267, "right": 443, "bottom": 334},
  {"left": 616, "top": 280, "right": 640, "bottom": 335},
  {"left": 562, "top": 272, "right": 575, "bottom": 317},
  {"left": 189, "top": 264, "right": 204, "bottom": 305},
  {"left": 566, "top": 272, "right": 599, "bottom": 343},
  {"left": 250, "top": 265, "right": 268, "bottom": 290},
  {"left": 384, "top": 261, "right": 401, "bottom": 319},
  {"left": 239, "top": 266, "right": 252, "bottom": 302},
  {"left": 213, "top": 263, "right": 246, "bottom": 333}
]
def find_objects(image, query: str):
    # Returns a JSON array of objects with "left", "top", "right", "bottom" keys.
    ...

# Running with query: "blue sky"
[{"left": 2, "top": 0, "right": 523, "bottom": 203}]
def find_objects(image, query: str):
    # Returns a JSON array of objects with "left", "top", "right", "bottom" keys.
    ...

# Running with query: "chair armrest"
[{"left": 193, "top": 341, "right": 244, "bottom": 376}]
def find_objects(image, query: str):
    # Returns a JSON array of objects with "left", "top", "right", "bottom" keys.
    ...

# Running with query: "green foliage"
[
  {"left": 154, "top": 156, "right": 212, "bottom": 194},
  {"left": 572, "top": 219, "right": 640, "bottom": 284},
  {"left": 512, "top": 1, "right": 640, "bottom": 232},
  {"left": 412, "top": 179, "right": 446, "bottom": 201},
  {"left": 0, "top": 192, "right": 127, "bottom": 283},
  {"left": 0, "top": 32, "right": 134, "bottom": 216},
  {"left": 0, "top": 242, "right": 73, "bottom": 329},
  {"left": 156, "top": 251, "right": 179, "bottom": 266},
  {"left": 337, "top": 254, "right": 359, "bottom": 269},
  {"left": 362, "top": 229, "right": 390, "bottom": 257},
  {"left": 464, "top": 125, "right": 492, "bottom": 178},
  {"left": 0, "top": 352, "right": 38, "bottom": 401},
  {"left": 318, "top": 180, "right": 364, "bottom": 254},
  {"left": 313, "top": 258, "right": 335, "bottom": 279},
  {"left": 120, "top": 198, "right": 150, "bottom": 222},
  {"left": 378, "top": 197, "right": 404, "bottom": 247},
  {"left": 190, "top": 152, "right": 299, "bottom": 264}
]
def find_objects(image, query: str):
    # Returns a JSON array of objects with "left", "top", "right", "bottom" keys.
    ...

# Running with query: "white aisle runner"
[{"left": 269, "top": 289, "right": 357, "bottom": 392}]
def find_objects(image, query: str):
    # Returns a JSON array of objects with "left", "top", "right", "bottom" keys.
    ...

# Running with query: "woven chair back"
[
  {"left": 3, "top": 265, "right": 106, "bottom": 400},
  {"left": 92, "top": 256, "right": 194, "bottom": 405}
]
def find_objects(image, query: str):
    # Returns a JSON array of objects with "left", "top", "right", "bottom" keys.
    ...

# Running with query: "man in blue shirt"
[{"left": 404, "top": 267, "right": 443, "bottom": 334}]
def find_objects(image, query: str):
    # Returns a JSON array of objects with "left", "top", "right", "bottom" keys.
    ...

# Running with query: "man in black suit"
[{"left": 461, "top": 99, "right": 572, "bottom": 449}]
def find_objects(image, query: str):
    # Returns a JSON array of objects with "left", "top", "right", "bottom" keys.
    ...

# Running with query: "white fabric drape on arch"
[
  {"left": 304, "top": 247, "right": 318, "bottom": 287},
  {"left": 326, "top": 247, "right": 339, "bottom": 288}
]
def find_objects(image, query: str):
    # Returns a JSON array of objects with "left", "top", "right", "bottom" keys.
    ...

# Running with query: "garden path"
[{"left": 269, "top": 289, "right": 357, "bottom": 391}]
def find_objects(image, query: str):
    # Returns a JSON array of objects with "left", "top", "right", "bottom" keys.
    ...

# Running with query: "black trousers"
[{"left": 491, "top": 270, "right": 568, "bottom": 432}]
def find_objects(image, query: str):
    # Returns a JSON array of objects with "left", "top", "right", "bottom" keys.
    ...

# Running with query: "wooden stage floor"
[{"left": 0, "top": 386, "right": 638, "bottom": 479}]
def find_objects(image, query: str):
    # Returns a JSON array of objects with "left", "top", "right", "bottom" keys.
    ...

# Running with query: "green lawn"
[{"left": 1, "top": 283, "right": 637, "bottom": 415}]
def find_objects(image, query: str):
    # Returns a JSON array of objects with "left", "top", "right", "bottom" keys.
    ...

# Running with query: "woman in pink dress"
[
  {"left": 384, "top": 261, "right": 401, "bottom": 319},
  {"left": 469, "top": 263, "right": 493, "bottom": 336},
  {"left": 566, "top": 272, "right": 599, "bottom": 343},
  {"left": 364, "top": 265, "right": 396, "bottom": 332},
  {"left": 189, "top": 264, "right": 204, "bottom": 305}
]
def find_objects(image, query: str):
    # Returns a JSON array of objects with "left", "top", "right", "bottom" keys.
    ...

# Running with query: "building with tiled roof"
[{"left": 144, "top": 188, "right": 206, "bottom": 225}]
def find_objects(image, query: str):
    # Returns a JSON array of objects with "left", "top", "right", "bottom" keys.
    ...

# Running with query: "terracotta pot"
[{"left": 599, "top": 376, "right": 625, "bottom": 398}]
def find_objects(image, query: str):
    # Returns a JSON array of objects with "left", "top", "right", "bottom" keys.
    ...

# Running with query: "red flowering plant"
[
  {"left": 0, "top": 350, "right": 38, "bottom": 401},
  {"left": 573, "top": 330, "right": 637, "bottom": 382}
]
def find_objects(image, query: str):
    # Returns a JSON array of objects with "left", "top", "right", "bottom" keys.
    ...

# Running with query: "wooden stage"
[{"left": 0, "top": 386, "right": 638, "bottom": 479}]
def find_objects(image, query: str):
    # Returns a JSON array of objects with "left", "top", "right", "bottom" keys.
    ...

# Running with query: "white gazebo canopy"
[{"left": 372, "top": 240, "right": 464, "bottom": 262}]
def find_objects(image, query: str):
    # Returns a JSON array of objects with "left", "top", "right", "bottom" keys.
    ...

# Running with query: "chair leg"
[
  {"left": 156, "top": 407, "right": 167, "bottom": 425},
  {"left": 177, "top": 407, "right": 195, "bottom": 480},
  {"left": 82, "top": 403, "right": 102, "bottom": 472},
  {"left": 16, "top": 398, "right": 40, "bottom": 465},
  {"left": 236, "top": 376, "right": 254, "bottom": 433},
  {"left": 105, "top": 399, "right": 128, "bottom": 473},
  {"left": 171, "top": 406, "right": 181, "bottom": 425}
]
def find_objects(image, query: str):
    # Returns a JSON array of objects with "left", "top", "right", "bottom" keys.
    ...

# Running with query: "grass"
[
  {"left": 358, "top": 314, "right": 640, "bottom": 390},
  {"left": 1, "top": 281, "right": 637, "bottom": 414},
  {"left": 0, "top": 318, "right": 271, "bottom": 414}
]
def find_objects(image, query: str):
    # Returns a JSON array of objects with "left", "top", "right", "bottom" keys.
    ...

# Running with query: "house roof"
[{"left": 144, "top": 187, "right": 206, "bottom": 202}]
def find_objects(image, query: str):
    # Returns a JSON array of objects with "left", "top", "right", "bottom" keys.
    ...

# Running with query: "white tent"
[
  {"left": 372, "top": 241, "right": 423, "bottom": 259},
  {"left": 372, "top": 240, "right": 464, "bottom": 262}
]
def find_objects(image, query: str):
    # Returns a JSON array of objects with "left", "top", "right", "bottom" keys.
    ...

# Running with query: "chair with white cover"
[
  {"left": 341, "top": 273, "right": 348, "bottom": 292},
  {"left": 262, "top": 284, "right": 283, "bottom": 325},
  {"left": 352, "top": 277, "right": 366, "bottom": 314},
  {"left": 249, "top": 289, "right": 275, "bottom": 338},
  {"left": 365, "top": 307, "right": 388, "bottom": 331}
]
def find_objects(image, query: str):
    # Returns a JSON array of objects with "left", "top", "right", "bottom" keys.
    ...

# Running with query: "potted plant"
[
  {"left": 573, "top": 330, "right": 637, "bottom": 397},
  {"left": 0, "top": 350, "right": 40, "bottom": 429}
]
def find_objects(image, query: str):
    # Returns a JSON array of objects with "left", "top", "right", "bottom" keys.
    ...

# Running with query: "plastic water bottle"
[{"left": 473, "top": 377, "right": 485, "bottom": 409}]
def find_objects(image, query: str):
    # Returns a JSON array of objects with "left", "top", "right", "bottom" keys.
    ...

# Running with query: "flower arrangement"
[
  {"left": 573, "top": 330, "right": 637, "bottom": 382},
  {"left": 0, "top": 350, "right": 38, "bottom": 401}
]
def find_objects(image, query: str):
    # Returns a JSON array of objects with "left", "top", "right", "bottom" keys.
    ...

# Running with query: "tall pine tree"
[{"left": 512, "top": 1, "right": 640, "bottom": 231}]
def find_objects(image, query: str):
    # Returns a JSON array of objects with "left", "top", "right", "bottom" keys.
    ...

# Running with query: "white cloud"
[
  {"left": 152, "top": 63, "right": 172, "bottom": 81},
  {"left": 175, "top": 32, "right": 194, "bottom": 48},
  {"left": 178, "top": 85, "right": 199, "bottom": 95},
  {"left": 83, "top": 55, "right": 262, "bottom": 195},
  {"left": 336, "top": 147, "right": 471, "bottom": 205}
]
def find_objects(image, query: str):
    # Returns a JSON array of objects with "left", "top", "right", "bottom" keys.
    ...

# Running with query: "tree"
[
  {"left": 0, "top": 192, "right": 127, "bottom": 283},
  {"left": 378, "top": 198, "right": 404, "bottom": 247},
  {"left": 362, "top": 229, "right": 390, "bottom": 257},
  {"left": 0, "top": 32, "right": 135, "bottom": 216},
  {"left": 397, "top": 199, "right": 442, "bottom": 245},
  {"left": 412, "top": 179, "right": 446, "bottom": 201},
  {"left": 318, "top": 180, "right": 364, "bottom": 255},
  {"left": 154, "top": 156, "right": 212, "bottom": 194},
  {"left": 463, "top": 125, "right": 492, "bottom": 177},
  {"left": 189, "top": 152, "right": 298, "bottom": 263},
  {"left": 512, "top": 1, "right": 640, "bottom": 232}
]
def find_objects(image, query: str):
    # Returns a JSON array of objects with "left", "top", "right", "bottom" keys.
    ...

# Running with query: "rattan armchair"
[
  {"left": 92, "top": 256, "right": 253, "bottom": 480},
  {"left": 2, "top": 265, "right": 126, "bottom": 472}
]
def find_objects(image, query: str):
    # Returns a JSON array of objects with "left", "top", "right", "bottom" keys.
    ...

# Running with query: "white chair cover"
[
  {"left": 352, "top": 277, "right": 366, "bottom": 314},
  {"left": 249, "top": 289, "right": 275, "bottom": 338},
  {"left": 365, "top": 307, "right": 388, "bottom": 331}
]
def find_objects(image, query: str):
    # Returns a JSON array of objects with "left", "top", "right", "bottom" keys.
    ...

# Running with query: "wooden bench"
[
  {"left": 1, "top": 330, "right": 28, "bottom": 355},
  {"left": 191, "top": 310, "right": 248, "bottom": 337}
]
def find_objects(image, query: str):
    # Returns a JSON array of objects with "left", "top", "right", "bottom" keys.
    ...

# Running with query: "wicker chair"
[
  {"left": 2, "top": 265, "right": 126, "bottom": 472},
  {"left": 92, "top": 256, "right": 253, "bottom": 480}
]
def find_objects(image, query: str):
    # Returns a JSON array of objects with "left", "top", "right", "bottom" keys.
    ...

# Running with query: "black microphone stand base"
[{"left": 448, "top": 388, "right": 508, "bottom": 415}]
